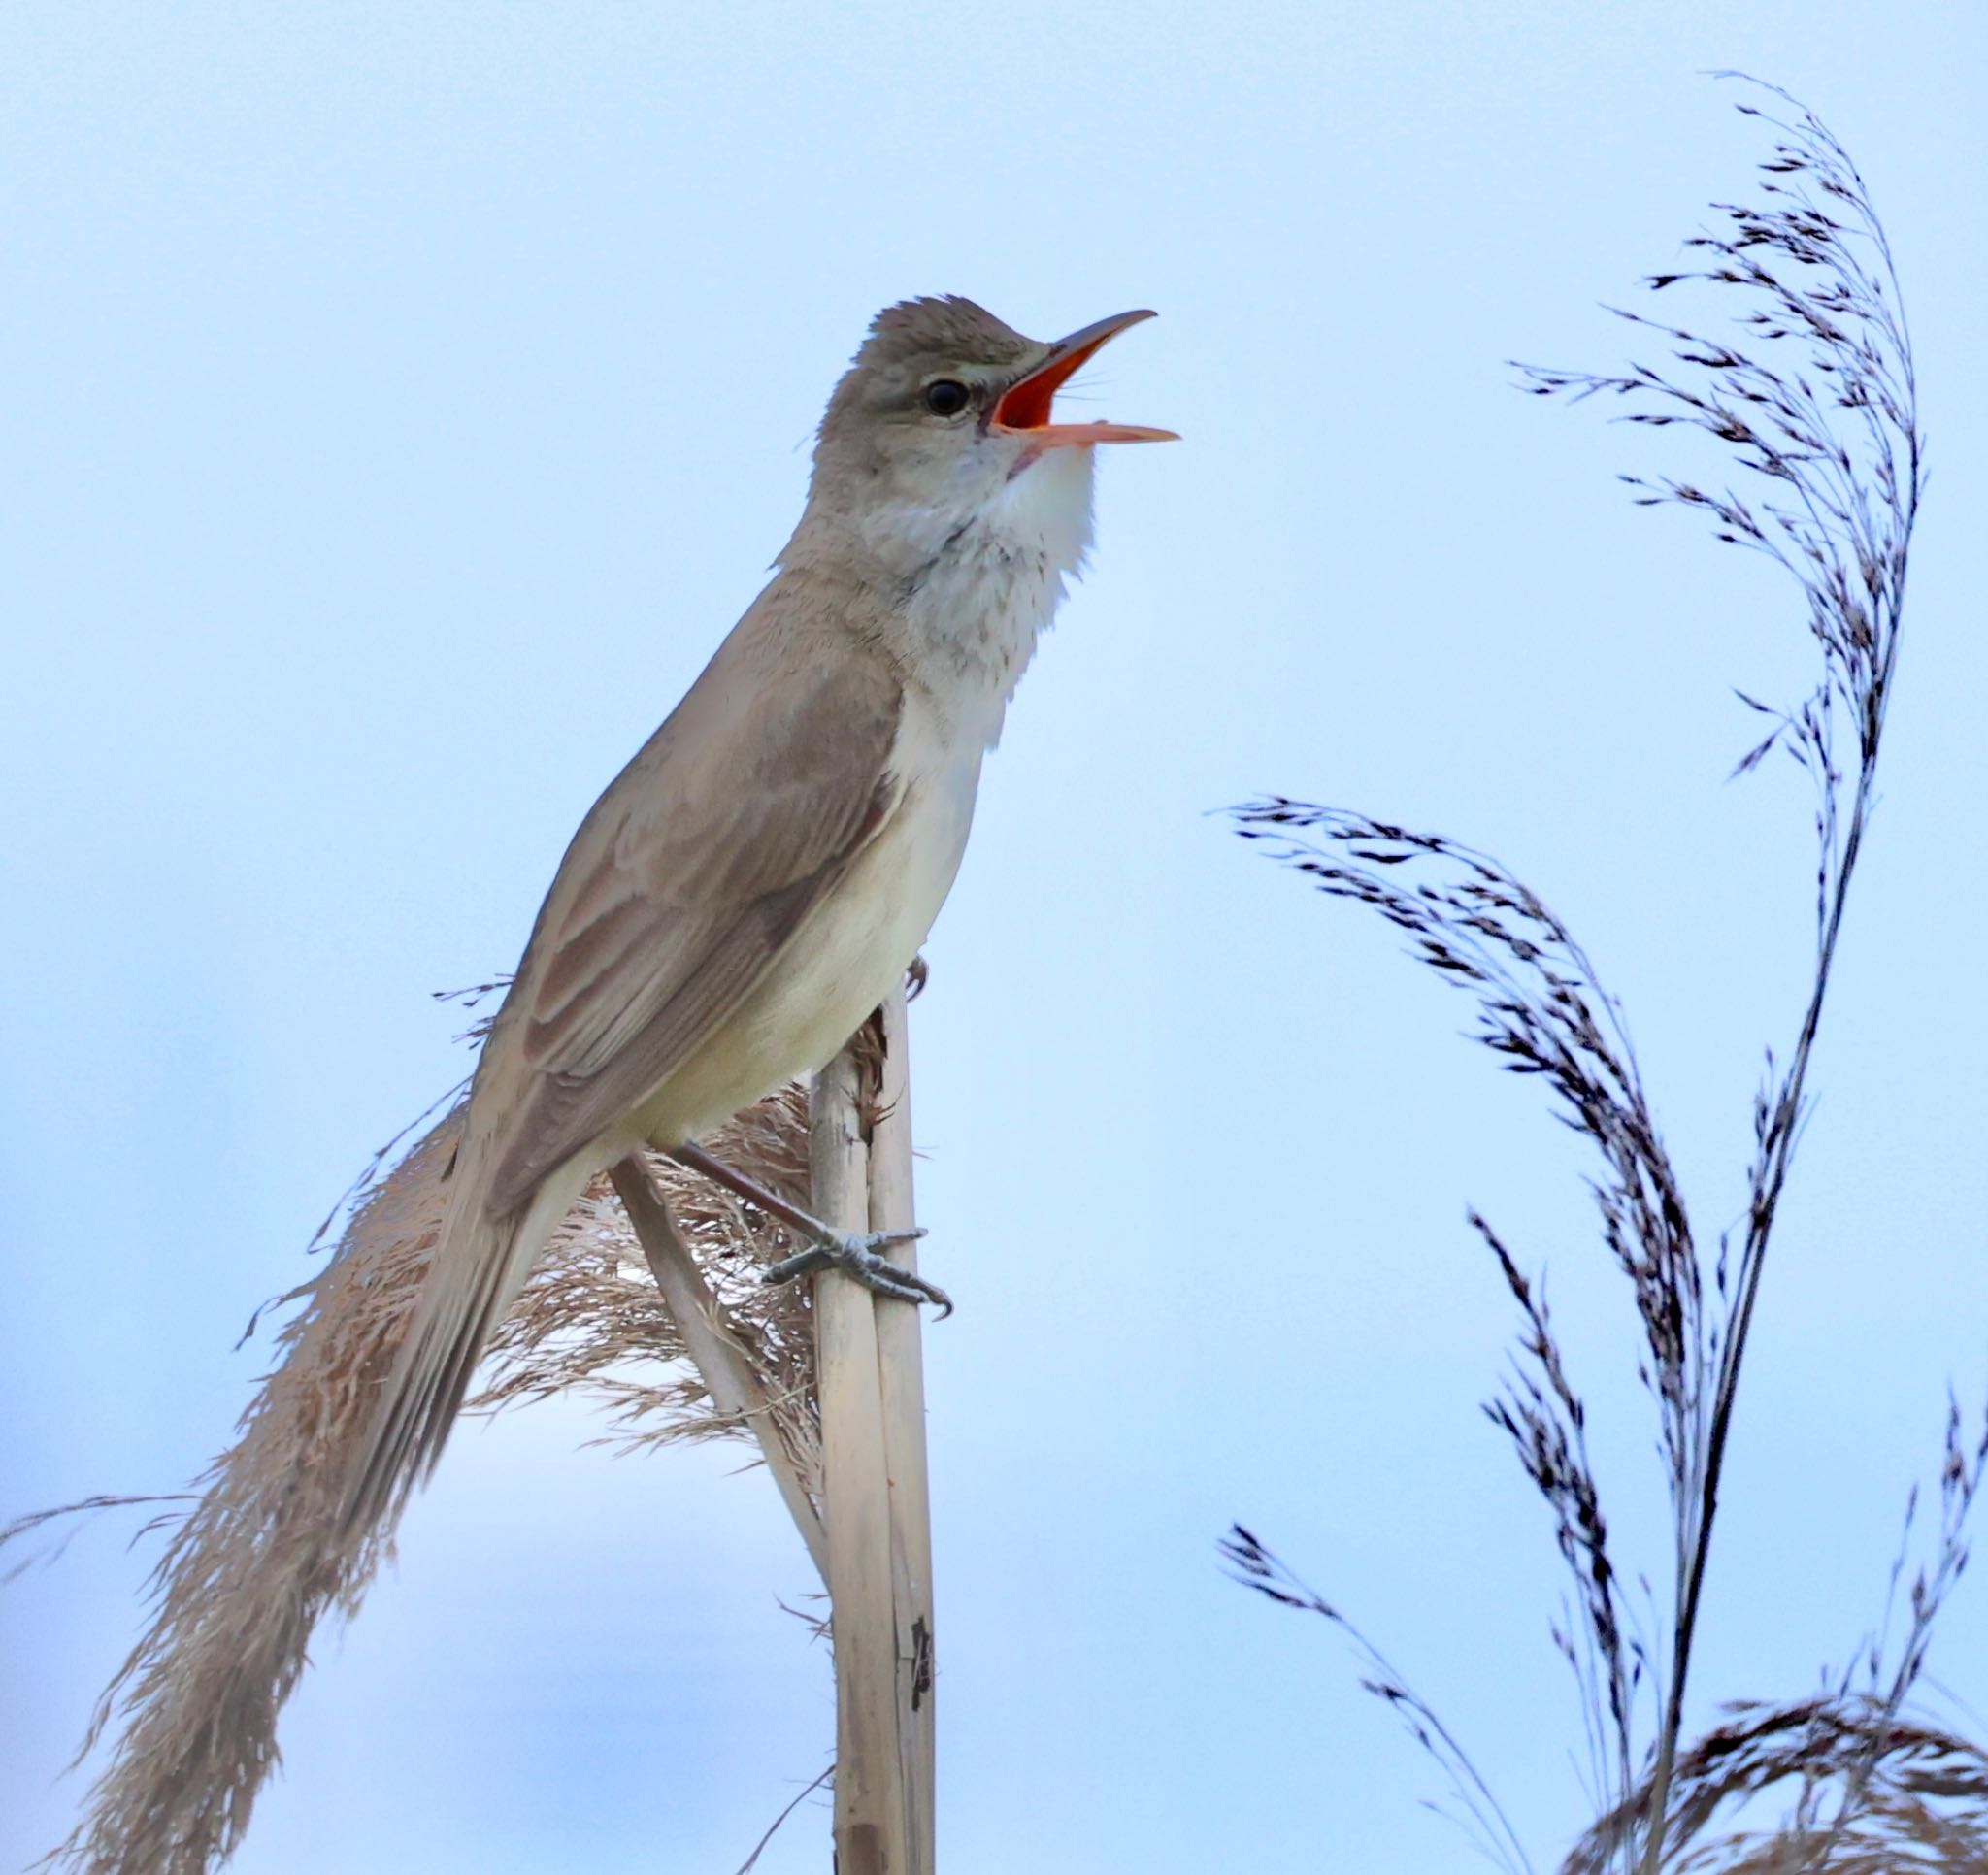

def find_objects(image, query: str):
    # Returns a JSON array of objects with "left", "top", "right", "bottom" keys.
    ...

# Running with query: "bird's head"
[{"left": 801, "top": 296, "right": 1174, "bottom": 575}]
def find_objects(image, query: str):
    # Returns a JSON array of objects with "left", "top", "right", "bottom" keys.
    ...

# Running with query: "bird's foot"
[
  {"left": 669, "top": 1138, "right": 950, "bottom": 1313},
  {"left": 763, "top": 1227, "right": 951, "bottom": 1315}
]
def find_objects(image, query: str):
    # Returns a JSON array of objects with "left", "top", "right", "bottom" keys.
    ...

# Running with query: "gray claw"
[{"left": 763, "top": 1228, "right": 950, "bottom": 1316}]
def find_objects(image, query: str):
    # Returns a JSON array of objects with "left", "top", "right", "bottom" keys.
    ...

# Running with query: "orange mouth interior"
[{"left": 990, "top": 335, "right": 1115, "bottom": 431}]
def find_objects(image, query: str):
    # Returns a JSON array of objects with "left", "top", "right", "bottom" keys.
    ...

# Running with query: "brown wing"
[{"left": 481, "top": 622, "right": 904, "bottom": 1213}]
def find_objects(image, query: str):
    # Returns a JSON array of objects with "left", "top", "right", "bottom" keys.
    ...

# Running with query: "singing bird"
[{"left": 343, "top": 296, "right": 1173, "bottom": 1532}]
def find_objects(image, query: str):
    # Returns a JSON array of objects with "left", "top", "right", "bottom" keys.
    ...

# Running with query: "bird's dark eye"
[{"left": 922, "top": 378, "right": 971, "bottom": 417}]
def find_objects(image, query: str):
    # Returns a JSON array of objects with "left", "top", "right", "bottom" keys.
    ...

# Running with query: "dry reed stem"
[
  {"left": 811, "top": 1038, "right": 913, "bottom": 1875},
  {"left": 867, "top": 988, "right": 938, "bottom": 1870},
  {"left": 608, "top": 1155, "right": 827, "bottom": 1578}
]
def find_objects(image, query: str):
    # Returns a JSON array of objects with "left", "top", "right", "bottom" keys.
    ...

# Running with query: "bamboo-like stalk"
[
  {"left": 812, "top": 1039, "right": 913, "bottom": 1875},
  {"left": 868, "top": 988, "right": 936, "bottom": 1869},
  {"left": 607, "top": 1156, "right": 827, "bottom": 1581}
]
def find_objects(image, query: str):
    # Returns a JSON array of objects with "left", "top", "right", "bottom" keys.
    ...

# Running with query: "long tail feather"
[
  {"left": 21, "top": 1086, "right": 819, "bottom": 1875},
  {"left": 34, "top": 1108, "right": 465, "bottom": 1875},
  {"left": 337, "top": 1145, "right": 592, "bottom": 1541}
]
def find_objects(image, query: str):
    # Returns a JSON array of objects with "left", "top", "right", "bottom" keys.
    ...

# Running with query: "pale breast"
[
  {"left": 639, "top": 710, "right": 983, "bottom": 1145},
  {"left": 634, "top": 447, "right": 1093, "bottom": 1147}
]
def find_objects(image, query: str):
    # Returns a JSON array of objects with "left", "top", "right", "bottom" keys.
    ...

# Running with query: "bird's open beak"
[{"left": 989, "top": 309, "right": 1178, "bottom": 451}]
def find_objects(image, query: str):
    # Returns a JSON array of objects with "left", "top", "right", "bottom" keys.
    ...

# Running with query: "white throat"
[{"left": 890, "top": 444, "right": 1096, "bottom": 745}]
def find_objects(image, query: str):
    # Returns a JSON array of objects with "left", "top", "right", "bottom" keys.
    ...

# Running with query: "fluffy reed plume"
[
  {"left": 1228, "top": 80, "right": 1973, "bottom": 1874},
  {"left": 481, "top": 1083, "right": 818, "bottom": 1472},
  {"left": 6, "top": 1082, "right": 821, "bottom": 1875}
]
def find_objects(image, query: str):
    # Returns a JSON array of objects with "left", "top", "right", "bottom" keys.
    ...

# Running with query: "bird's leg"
[{"left": 668, "top": 1138, "right": 951, "bottom": 1315}]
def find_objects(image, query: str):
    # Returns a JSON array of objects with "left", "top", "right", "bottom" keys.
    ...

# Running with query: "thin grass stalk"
[
  {"left": 1642, "top": 773, "right": 1875, "bottom": 1875},
  {"left": 812, "top": 1039, "right": 912, "bottom": 1874},
  {"left": 1620, "top": 84, "right": 1924, "bottom": 1871},
  {"left": 1230, "top": 78, "right": 1952, "bottom": 1875}
]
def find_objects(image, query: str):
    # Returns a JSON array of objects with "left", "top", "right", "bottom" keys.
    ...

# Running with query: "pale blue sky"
[{"left": 5, "top": 4, "right": 1984, "bottom": 1871}]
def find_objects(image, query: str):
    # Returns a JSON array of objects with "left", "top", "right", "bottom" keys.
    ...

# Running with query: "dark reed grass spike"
[
  {"left": 1230, "top": 804, "right": 1678, "bottom": 1850},
  {"left": 1221, "top": 1525, "right": 1538, "bottom": 1875},
  {"left": 1228, "top": 77, "right": 1967, "bottom": 1875}
]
